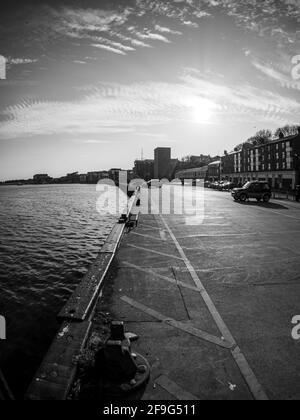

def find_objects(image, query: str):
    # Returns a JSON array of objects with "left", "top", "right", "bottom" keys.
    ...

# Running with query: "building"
[
  {"left": 133, "top": 159, "right": 154, "bottom": 181},
  {"left": 207, "top": 161, "right": 221, "bottom": 182},
  {"left": 65, "top": 172, "right": 80, "bottom": 183},
  {"left": 221, "top": 129, "right": 300, "bottom": 190},
  {"left": 108, "top": 168, "right": 123, "bottom": 185},
  {"left": 154, "top": 147, "right": 171, "bottom": 179},
  {"left": 175, "top": 166, "right": 208, "bottom": 180},
  {"left": 87, "top": 171, "right": 109, "bottom": 184},
  {"left": 33, "top": 174, "right": 52, "bottom": 184},
  {"left": 79, "top": 174, "right": 87, "bottom": 183},
  {"left": 189, "top": 155, "right": 214, "bottom": 166}
]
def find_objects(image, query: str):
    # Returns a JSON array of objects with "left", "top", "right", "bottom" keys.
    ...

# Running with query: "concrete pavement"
[{"left": 92, "top": 188, "right": 300, "bottom": 400}]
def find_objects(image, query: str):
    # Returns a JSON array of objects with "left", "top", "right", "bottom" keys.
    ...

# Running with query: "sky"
[{"left": 0, "top": 0, "right": 299, "bottom": 180}]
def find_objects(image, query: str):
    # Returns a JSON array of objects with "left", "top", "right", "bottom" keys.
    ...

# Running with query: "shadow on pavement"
[{"left": 236, "top": 201, "right": 289, "bottom": 210}]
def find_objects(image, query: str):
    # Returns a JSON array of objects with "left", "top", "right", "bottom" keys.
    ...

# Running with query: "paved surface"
[{"left": 93, "top": 188, "right": 300, "bottom": 400}]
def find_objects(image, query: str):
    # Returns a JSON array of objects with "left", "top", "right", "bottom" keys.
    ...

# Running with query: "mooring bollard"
[{"left": 95, "top": 321, "right": 149, "bottom": 396}]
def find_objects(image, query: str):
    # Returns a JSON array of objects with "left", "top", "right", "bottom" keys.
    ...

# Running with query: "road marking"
[
  {"left": 155, "top": 375, "right": 199, "bottom": 400},
  {"left": 139, "top": 223, "right": 162, "bottom": 231},
  {"left": 159, "top": 215, "right": 269, "bottom": 401},
  {"left": 178, "top": 229, "right": 300, "bottom": 239},
  {"left": 127, "top": 244, "right": 183, "bottom": 261},
  {"left": 121, "top": 296, "right": 233, "bottom": 349},
  {"left": 122, "top": 262, "right": 199, "bottom": 292},
  {"left": 254, "top": 206, "right": 300, "bottom": 221},
  {"left": 178, "top": 232, "right": 257, "bottom": 239},
  {"left": 131, "top": 232, "right": 164, "bottom": 242},
  {"left": 122, "top": 261, "right": 198, "bottom": 292},
  {"left": 223, "top": 194, "right": 300, "bottom": 221}
]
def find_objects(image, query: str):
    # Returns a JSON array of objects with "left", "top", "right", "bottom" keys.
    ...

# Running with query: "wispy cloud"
[
  {"left": 52, "top": 4, "right": 185, "bottom": 56},
  {"left": 127, "top": 27, "right": 171, "bottom": 43},
  {"left": 251, "top": 59, "right": 300, "bottom": 91},
  {"left": 109, "top": 31, "right": 152, "bottom": 48},
  {"left": 90, "top": 44, "right": 127, "bottom": 55},
  {"left": 8, "top": 58, "right": 38, "bottom": 65},
  {"left": 1, "top": 69, "right": 299, "bottom": 140},
  {"left": 155, "top": 25, "right": 182, "bottom": 35}
]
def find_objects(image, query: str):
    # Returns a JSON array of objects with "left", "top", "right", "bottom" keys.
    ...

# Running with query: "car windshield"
[{"left": 243, "top": 182, "right": 251, "bottom": 189}]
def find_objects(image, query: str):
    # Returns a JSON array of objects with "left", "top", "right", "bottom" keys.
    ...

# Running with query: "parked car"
[
  {"left": 211, "top": 181, "right": 222, "bottom": 189},
  {"left": 231, "top": 181, "right": 272, "bottom": 203},
  {"left": 220, "top": 181, "right": 235, "bottom": 191}
]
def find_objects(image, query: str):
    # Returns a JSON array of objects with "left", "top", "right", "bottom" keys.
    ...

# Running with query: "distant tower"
[{"left": 154, "top": 147, "right": 171, "bottom": 179}]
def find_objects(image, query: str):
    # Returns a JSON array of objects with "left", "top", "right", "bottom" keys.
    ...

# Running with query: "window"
[{"left": 262, "top": 184, "right": 271, "bottom": 191}]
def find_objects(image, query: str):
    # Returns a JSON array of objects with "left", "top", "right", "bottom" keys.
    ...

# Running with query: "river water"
[{"left": 0, "top": 184, "right": 116, "bottom": 398}]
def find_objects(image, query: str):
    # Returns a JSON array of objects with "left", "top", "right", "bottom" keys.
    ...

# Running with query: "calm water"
[{"left": 0, "top": 185, "right": 116, "bottom": 397}]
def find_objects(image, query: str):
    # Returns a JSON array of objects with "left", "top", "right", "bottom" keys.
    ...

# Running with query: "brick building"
[
  {"left": 154, "top": 147, "right": 171, "bottom": 179},
  {"left": 175, "top": 166, "right": 208, "bottom": 180},
  {"left": 133, "top": 159, "right": 154, "bottom": 181},
  {"left": 207, "top": 161, "right": 221, "bottom": 182},
  {"left": 221, "top": 129, "right": 300, "bottom": 190}
]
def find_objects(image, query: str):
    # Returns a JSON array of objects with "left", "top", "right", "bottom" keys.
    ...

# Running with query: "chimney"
[{"left": 279, "top": 131, "right": 284, "bottom": 139}]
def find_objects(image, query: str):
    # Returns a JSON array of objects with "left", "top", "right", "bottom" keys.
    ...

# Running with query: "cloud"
[
  {"left": 8, "top": 58, "right": 38, "bottom": 66},
  {"left": 154, "top": 25, "right": 182, "bottom": 35},
  {"left": 246, "top": 49, "right": 300, "bottom": 91},
  {"left": 90, "top": 44, "right": 126, "bottom": 55},
  {"left": 135, "top": 0, "right": 210, "bottom": 27},
  {"left": 56, "top": 7, "right": 131, "bottom": 33},
  {"left": 128, "top": 28, "right": 171, "bottom": 43},
  {"left": 182, "top": 21, "right": 199, "bottom": 28},
  {"left": 1, "top": 69, "right": 299, "bottom": 140},
  {"left": 180, "top": 69, "right": 300, "bottom": 125},
  {"left": 109, "top": 31, "right": 152, "bottom": 48}
]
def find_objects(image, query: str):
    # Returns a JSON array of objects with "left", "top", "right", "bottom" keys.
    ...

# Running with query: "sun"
[
  {"left": 192, "top": 103, "right": 214, "bottom": 124},
  {"left": 185, "top": 97, "right": 216, "bottom": 124}
]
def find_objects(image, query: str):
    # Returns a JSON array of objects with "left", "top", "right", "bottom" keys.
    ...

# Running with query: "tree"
[
  {"left": 274, "top": 125, "right": 299, "bottom": 138},
  {"left": 246, "top": 129, "right": 272, "bottom": 146}
]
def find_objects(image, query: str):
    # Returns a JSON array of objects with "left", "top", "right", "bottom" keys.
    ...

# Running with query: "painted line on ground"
[
  {"left": 122, "top": 261, "right": 199, "bottom": 292},
  {"left": 155, "top": 375, "right": 199, "bottom": 401},
  {"left": 131, "top": 232, "right": 165, "bottom": 242},
  {"left": 254, "top": 206, "right": 300, "bottom": 221},
  {"left": 127, "top": 244, "right": 183, "bottom": 261},
  {"left": 139, "top": 224, "right": 163, "bottom": 231},
  {"left": 177, "top": 229, "right": 300, "bottom": 239},
  {"left": 121, "top": 296, "right": 233, "bottom": 350},
  {"left": 159, "top": 215, "right": 268, "bottom": 401},
  {"left": 222, "top": 193, "right": 300, "bottom": 221}
]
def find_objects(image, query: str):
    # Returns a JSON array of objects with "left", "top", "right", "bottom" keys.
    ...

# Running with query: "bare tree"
[{"left": 274, "top": 125, "right": 299, "bottom": 137}]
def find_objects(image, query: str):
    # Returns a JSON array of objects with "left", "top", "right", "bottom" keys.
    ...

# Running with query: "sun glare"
[{"left": 185, "top": 97, "right": 216, "bottom": 124}]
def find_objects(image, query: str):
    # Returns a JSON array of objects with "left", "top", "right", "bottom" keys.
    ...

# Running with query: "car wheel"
[
  {"left": 240, "top": 193, "right": 247, "bottom": 202},
  {"left": 263, "top": 194, "right": 270, "bottom": 203}
]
